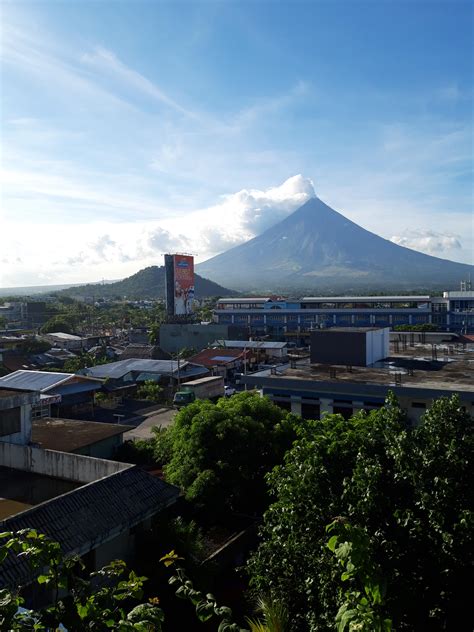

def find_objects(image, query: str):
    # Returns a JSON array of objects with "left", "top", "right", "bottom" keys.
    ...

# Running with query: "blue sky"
[{"left": 1, "top": 0, "right": 472, "bottom": 287}]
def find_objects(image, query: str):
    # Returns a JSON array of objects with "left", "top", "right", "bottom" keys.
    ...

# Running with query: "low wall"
[{"left": 0, "top": 442, "right": 131, "bottom": 483}]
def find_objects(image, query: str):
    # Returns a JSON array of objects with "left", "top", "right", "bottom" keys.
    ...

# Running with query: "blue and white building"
[{"left": 214, "top": 290, "right": 474, "bottom": 339}]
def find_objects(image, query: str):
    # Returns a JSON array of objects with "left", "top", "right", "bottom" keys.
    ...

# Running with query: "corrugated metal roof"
[
  {"left": 83, "top": 359, "right": 190, "bottom": 379},
  {"left": 0, "top": 370, "right": 73, "bottom": 392},
  {"left": 0, "top": 467, "right": 180, "bottom": 587}
]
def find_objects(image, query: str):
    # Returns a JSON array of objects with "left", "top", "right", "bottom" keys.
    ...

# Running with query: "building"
[
  {"left": 42, "top": 332, "right": 84, "bottom": 351},
  {"left": 159, "top": 323, "right": 246, "bottom": 354},
  {"left": 32, "top": 418, "right": 129, "bottom": 459},
  {"left": 0, "top": 386, "right": 179, "bottom": 592},
  {"left": 187, "top": 348, "right": 247, "bottom": 379},
  {"left": 81, "top": 358, "right": 209, "bottom": 393},
  {"left": 213, "top": 339, "right": 288, "bottom": 362},
  {"left": 214, "top": 289, "right": 474, "bottom": 339},
  {"left": 241, "top": 337, "right": 474, "bottom": 423},
  {"left": 0, "top": 370, "right": 102, "bottom": 419},
  {"left": 310, "top": 328, "right": 390, "bottom": 366}
]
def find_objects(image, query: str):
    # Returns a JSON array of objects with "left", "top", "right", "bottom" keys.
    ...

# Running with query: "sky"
[{"left": 0, "top": 0, "right": 472, "bottom": 288}]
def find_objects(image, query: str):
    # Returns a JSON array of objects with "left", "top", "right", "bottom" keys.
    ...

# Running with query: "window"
[{"left": 0, "top": 407, "right": 21, "bottom": 436}]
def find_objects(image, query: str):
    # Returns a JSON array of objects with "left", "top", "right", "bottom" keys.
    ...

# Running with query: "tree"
[
  {"left": 164, "top": 392, "right": 300, "bottom": 518},
  {"left": 41, "top": 316, "right": 74, "bottom": 334},
  {"left": 247, "top": 395, "right": 473, "bottom": 631},
  {"left": 0, "top": 529, "right": 164, "bottom": 631},
  {"left": 137, "top": 380, "right": 163, "bottom": 403}
]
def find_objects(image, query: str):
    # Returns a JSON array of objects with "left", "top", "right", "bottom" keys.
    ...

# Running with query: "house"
[
  {"left": 213, "top": 340, "right": 288, "bottom": 364},
  {"left": 188, "top": 348, "right": 247, "bottom": 380},
  {"left": 81, "top": 359, "right": 209, "bottom": 396},
  {"left": 120, "top": 344, "right": 171, "bottom": 361},
  {"left": 42, "top": 332, "right": 84, "bottom": 351},
  {"left": 32, "top": 418, "right": 129, "bottom": 459},
  {"left": 0, "top": 370, "right": 102, "bottom": 419}
]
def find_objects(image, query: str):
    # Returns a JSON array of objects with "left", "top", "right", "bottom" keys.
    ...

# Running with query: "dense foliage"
[
  {"left": 0, "top": 529, "right": 164, "bottom": 631},
  {"left": 164, "top": 392, "right": 300, "bottom": 518},
  {"left": 247, "top": 394, "right": 473, "bottom": 631}
]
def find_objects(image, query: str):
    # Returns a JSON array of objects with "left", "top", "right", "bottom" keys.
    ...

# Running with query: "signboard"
[
  {"left": 173, "top": 255, "right": 194, "bottom": 315},
  {"left": 164, "top": 254, "right": 195, "bottom": 316}
]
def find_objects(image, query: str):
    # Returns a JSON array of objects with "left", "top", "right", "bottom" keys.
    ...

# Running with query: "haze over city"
[{"left": 1, "top": 0, "right": 472, "bottom": 289}]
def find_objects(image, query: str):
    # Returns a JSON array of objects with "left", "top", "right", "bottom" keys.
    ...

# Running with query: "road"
[{"left": 123, "top": 407, "right": 176, "bottom": 441}]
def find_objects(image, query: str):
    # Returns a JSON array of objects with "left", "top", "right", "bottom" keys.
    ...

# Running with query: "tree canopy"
[
  {"left": 164, "top": 391, "right": 300, "bottom": 518},
  {"left": 247, "top": 394, "right": 473, "bottom": 631}
]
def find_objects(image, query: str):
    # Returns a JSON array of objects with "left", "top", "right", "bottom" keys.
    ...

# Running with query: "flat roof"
[
  {"left": 301, "top": 296, "right": 431, "bottom": 301},
  {"left": 32, "top": 418, "right": 129, "bottom": 452},
  {"left": 312, "top": 327, "right": 386, "bottom": 333},
  {"left": 214, "top": 340, "right": 287, "bottom": 349},
  {"left": 45, "top": 332, "right": 83, "bottom": 340},
  {"left": 244, "top": 343, "right": 474, "bottom": 394},
  {"left": 217, "top": 297, "right": 271, "bottom": 303}
]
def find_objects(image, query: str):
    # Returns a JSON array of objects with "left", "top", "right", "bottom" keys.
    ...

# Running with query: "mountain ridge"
[{"left": 56, "top": 266, "right": 234, "bottom": 300}]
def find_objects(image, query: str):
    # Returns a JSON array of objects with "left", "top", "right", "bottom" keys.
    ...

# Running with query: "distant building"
[
  {"left": 188, "top": 348, "right": 246, "bottom": 379},
  {"left": 159, "top": 323, "right": 246, "bottom": 354},
  {"left": 81, "top": 358, "right": 209, "bottom": 393},
  {"left": 0, "top": 370, "right": 102, "bottom": 419},
  {"left": 43, "top": 332, "right": 84, "bottom": 351},
  {"left": 214, "top": 289, "right": 474, "bottom": 339}
]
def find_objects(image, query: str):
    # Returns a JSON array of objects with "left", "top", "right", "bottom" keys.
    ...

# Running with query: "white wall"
[
  {"left": 0, "top": 442, "right": 131, "bottom": 483},
  {"left": 366, "top": 328, "right": 390, "bottom": 365}
]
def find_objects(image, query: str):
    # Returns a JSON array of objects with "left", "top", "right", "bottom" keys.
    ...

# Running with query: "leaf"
[{"left": 327, "top": 535, "right": 338, "bottom": 552}]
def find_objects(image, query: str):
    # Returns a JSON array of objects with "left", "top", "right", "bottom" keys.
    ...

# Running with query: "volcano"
[{"left": 196, "top": 197, "right": 472, "bottom": 292}]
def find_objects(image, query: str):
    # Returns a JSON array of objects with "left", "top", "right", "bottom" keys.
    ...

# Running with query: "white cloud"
[
  {"left": 390, "top": 230, "right": 463, "bottom": 255},
  {"left": 175, "top": 174, "right": 316, "bottom": 256}
]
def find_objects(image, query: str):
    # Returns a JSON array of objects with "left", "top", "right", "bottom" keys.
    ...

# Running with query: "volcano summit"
[{"left": 196, "top": 196, "right": 472, "bottom": 292}]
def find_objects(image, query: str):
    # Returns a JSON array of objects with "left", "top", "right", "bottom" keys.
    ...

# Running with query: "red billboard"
[{"left": 173, "top": 255, "right": 194, "bottom": 315}]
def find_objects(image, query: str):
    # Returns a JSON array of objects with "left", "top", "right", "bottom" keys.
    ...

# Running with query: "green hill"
[{"left": 59, "top": 266, "right": 235, "bottom": 300}]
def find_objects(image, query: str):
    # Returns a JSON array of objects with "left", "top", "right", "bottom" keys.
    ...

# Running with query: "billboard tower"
[{"left": 164, "top": 254, "right": 195, "bottom": 317}]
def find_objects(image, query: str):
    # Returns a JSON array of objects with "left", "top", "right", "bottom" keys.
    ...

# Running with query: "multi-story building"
[{"left": 214, "top": 289, "right": 474, "bottom": 340}]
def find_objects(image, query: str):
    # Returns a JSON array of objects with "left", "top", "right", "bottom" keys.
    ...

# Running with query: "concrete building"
[
  {"left": 214, "top": 289, "right": 474, "bottom": 339},
  {"left": 310, "top": 328, "right": 389, "bottom": 367},
  {"left": 32, "top": 418, "right": 129, "bottom": 459},
  {"left": 43, "top": 332, "right": 84, "bottom": 351},
  {"left": 0, "top": 386, "right": 179, "bottom": 593},
  {"left": 0, "top": 389, "right": 37, "bottom": 445},
  {"left": 242, "top": 339, "right": 474, "bottom": 423},
  {"left": 159, "top": 323, "right": 246, "bottom": 354}
]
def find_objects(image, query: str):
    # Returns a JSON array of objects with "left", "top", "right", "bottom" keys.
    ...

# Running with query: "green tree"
[
  {"left": 164, "top": 392, "right": 299, "bottom": 518},
  {"left": 0, "top": 529, "right": 164, "bottom": 631},
  {"left": 247, "top": 395, "right": 473, "bottom": 631},
  {"left": 137, "top": 380, "right": 163, "bottom": 402},
  {"left": 41, "top": 316, "right": 74, "bottom": 334}
]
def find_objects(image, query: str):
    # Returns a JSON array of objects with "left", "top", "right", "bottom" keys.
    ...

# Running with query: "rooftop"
[
  {"left": 44, "top": 332, "right": 83, "bottom": 340},
  {"left": 301, "top": 296, "right": 431, "bottom": 301},
  {"left": 32, "top": 418, "right": 130, "bottom": 453},
  {"left": 0, "top": 370, "right": 99, "bottom": 393},
  {"left": 0, "top": 466, "right": 179, "bottom": 587},
  {"left": 188, "top": 348, "right": 245, "bottom": 367},
  {"left": 83, "top": 358, "right": 207, "bottom": 380},
  {"left": 214, "top": 340, "right": 287, "bottom": 349},
  {"left": 246, "top": 342, "right": 474, "bottom": 394}
]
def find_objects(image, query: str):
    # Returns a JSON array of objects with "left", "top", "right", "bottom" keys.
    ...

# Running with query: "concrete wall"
[
  {"left": 0, "top": 442, "right": 130, "bottom": 483},
  {"left": 366, "top": 328, "right": 390, "bottom": 365},
  {"left": 160, "top": 323, "right": 245, "bottom": 354},
  {"left": 0, "top": 392, "right": 37, "bottom": 446}
]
